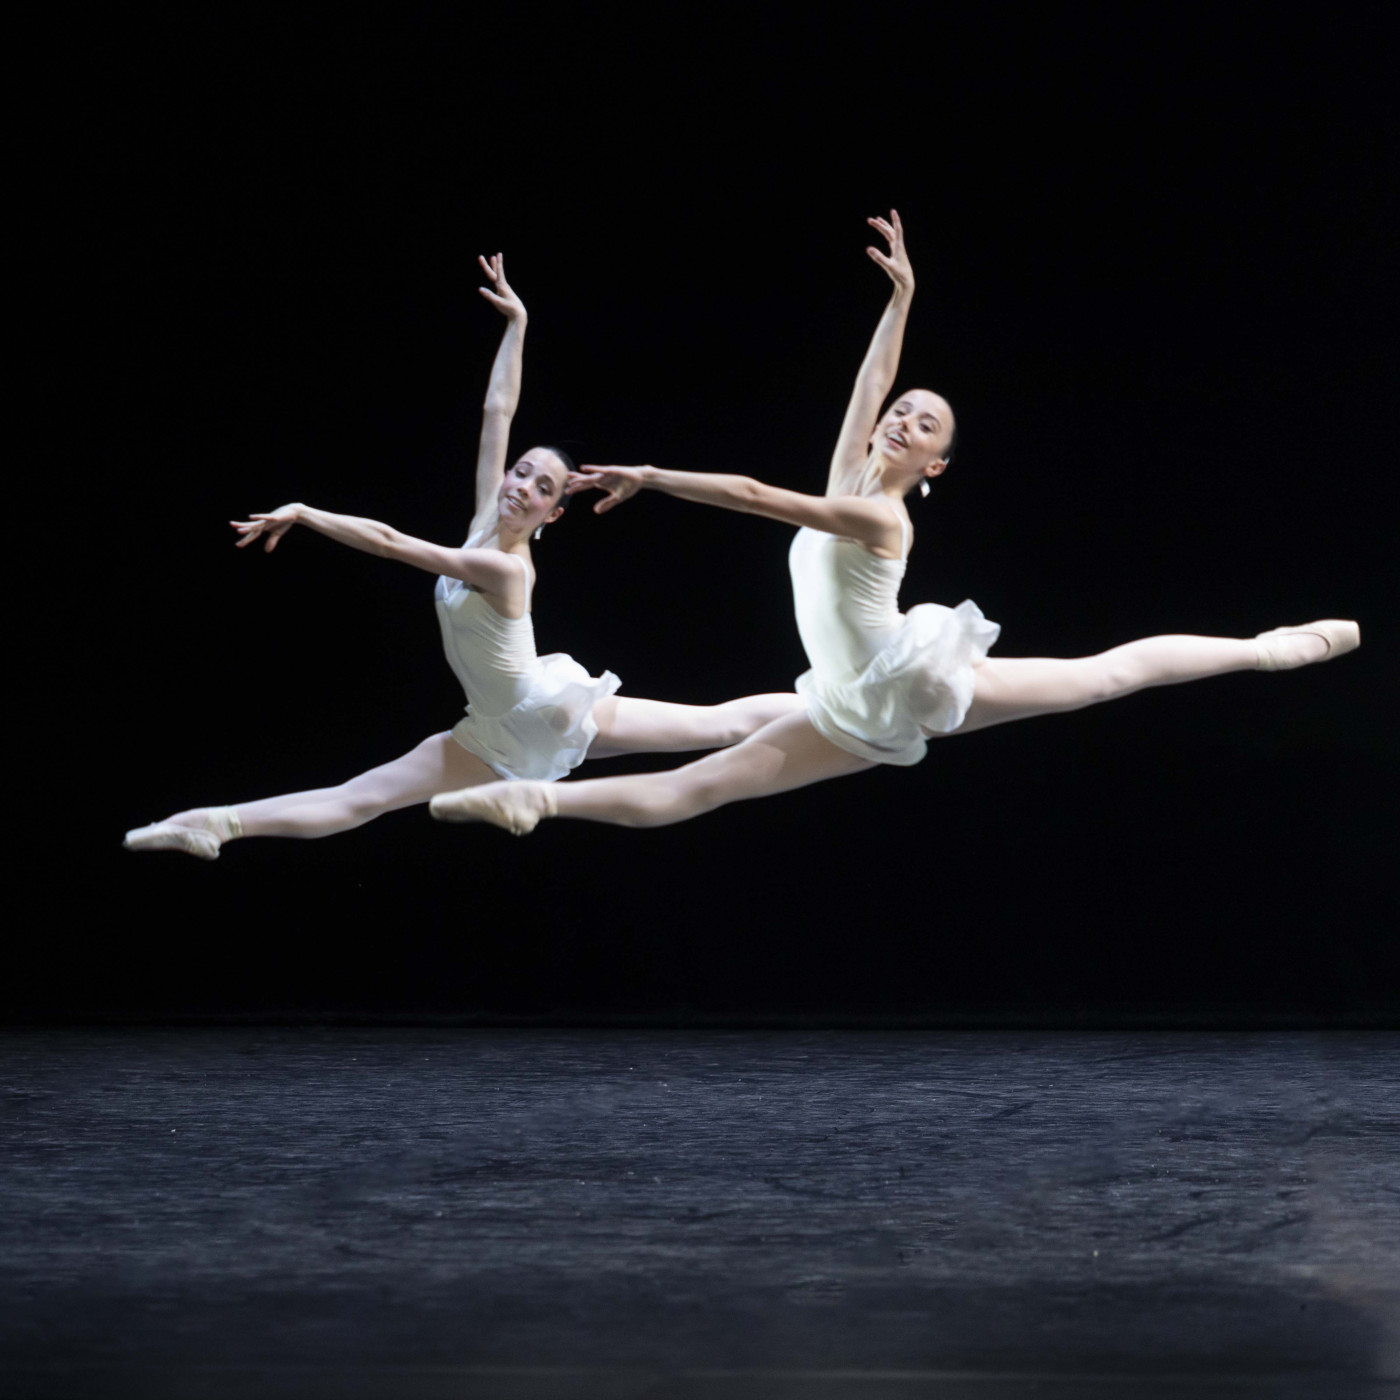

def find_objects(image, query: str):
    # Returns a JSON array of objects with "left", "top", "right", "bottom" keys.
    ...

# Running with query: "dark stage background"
[{"left": 20, "top": 6, "right": 1397, "bottom": 1024}]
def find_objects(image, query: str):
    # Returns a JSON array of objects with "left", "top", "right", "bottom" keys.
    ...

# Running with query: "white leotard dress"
[
  {"left": 434, "top": 554, "right": 619, "bottom": 782},
  {"left": 789, "top": 513, "right": 1000, "bottom": 766}
]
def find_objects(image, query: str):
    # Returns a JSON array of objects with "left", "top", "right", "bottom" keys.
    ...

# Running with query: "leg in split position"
[
  {"left": 124, "top": 733, "right": 498, "bottom": 859},
  {"left": 123, "top": 695, "right": 805, "bottom": 858},
  {"left": 586, "top": 692, "right": 805, "bottom": 758},
  {"left": 949, "top": 623, "right": 1356, "bottom": 735},
  {"left": 431, "top": 711, "right": 870, "bottom": 833},
  {"left": 429, "top": 620, "right": 1360, "bottom": 835}
]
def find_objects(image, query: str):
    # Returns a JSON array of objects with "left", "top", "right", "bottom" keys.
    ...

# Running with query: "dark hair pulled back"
[{"left": 539, "top": 445, "right": 574, "bottom": 516}]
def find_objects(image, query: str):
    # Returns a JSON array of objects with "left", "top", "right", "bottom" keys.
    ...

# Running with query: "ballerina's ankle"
[
  {"left": 1253, "top": 635, "right": 1322, "bottom": 671},
  {"left": 206, "top": 806, "right": 243, "bottom": 842}
]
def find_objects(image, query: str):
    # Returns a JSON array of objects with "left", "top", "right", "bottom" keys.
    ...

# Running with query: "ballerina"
[
  {"left": 429, "top": 212, "right": 1359, "bottom": 836},
  {"left": 124, "top": 253, "right": 800, "bottom": 859}
]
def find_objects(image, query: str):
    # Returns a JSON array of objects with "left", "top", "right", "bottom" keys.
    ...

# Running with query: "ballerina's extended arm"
[
  {"left": 470, "top": 253, "right": 528, "bottom": 535},
  {"left": 568, "top": 463, "right": 904, "bottom": 556},
  {"left": 230, "top": 504, "right": 525, "bottom": 601}
]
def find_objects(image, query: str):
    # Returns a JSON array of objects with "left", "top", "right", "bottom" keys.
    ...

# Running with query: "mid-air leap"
[
  {"left": 429, "top": 212, "right": 1359, "bottom": 836},
  {"left": 124, "top": 255, "right": 799, "bottom": 859}
]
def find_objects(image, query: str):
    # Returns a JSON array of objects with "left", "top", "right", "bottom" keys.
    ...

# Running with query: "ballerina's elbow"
[
  {"left": 375, "top": 526, "right": 411, "bottom": 558},
  {"left": 736, "top": 477, "right": 771, "bottom": 511}
]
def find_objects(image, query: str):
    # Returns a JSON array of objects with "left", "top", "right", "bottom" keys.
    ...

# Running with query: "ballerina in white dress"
[
  {"left": 429, "top": 213, "right": 1359, "bottom": 836},
  {"left": 124, "top": 254, "right": 800, "bottom": 859}
]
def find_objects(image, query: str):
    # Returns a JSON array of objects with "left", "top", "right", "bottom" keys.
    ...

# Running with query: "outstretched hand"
[
  {"left": 478, "top": 253, "right": 526, "bottom": 320},
  {"left": 866, "top": 209, "right": 913, "bottom": 294},
  {"left": 231, "top": 504, "right": 300, "bottom": 552},
  {"left": 568, "top": 466, "right": 648, "bottom": 514}
]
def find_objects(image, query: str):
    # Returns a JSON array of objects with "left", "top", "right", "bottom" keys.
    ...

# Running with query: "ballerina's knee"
[
  {"left": 1081, "top": 656, "right": 1141, "bottom": 705},
  {"left": 619, "top": 771, "right": 730, "bottom": 828},
  {"left": 711, "top": 706, "right": 754, "bottom": 748},
  {"left": 324, "top": 787, "right": 394, "bottom": 830},
  {"left": 1014, "top": 656, "right": 1136, "bottom": 715}
]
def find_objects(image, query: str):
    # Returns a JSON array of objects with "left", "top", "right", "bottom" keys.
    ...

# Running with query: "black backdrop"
[{"left": 20, "top": 6, "right": 1397, "bottom": 1023}]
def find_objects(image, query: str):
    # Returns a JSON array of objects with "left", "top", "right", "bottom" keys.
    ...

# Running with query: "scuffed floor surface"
[{"left": 2, "top": 1030, "right": 1397, "bottom": 1399}]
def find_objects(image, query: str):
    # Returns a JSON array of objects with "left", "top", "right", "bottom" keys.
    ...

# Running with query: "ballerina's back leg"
[
  {"left": 586, "top": 693, "right": 804, "bottom": 758},
  {"left": 430, "top": 211, "right": 1357, "bottom": 837},
  {"left": 556, "top": 709, "right": 871, "bottom": 829}
]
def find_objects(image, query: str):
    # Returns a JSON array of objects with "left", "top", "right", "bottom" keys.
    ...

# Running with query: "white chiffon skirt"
[
  {"left": 797, "top": 600, "right": 1001, "bottom": 767},
  {"left": 450, "top": 653, "right": 621, "bottom": 782}
]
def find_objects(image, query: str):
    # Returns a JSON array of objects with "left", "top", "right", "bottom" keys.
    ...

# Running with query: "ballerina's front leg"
[
  {"left": 431, "top": 710, "right": 870, "bottom": 832},
  {"left": 126, "top": 733, "right": 499, "bottom": 855},
  {"left": 229, "top": 734, "right": 500, "bottom": 837},
  {"left": 946, "top": 632, "right": 1313, "bottom": 736}
]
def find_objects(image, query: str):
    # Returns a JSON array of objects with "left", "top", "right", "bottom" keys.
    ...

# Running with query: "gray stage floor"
[{"left": 2, "top": 1029, "right": 1397, "bottom": 1398}]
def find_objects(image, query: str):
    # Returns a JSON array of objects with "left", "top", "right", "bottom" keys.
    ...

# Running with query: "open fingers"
[
  {"left": 867, "top": 218, "right": 895, "bottom": 251},
  {"left": 478, "top": 253, "right": 498, "bottom": 283},
  {"left": 866, "top": 246, "right": 895, "bottom": 271},
  {"left": 572, "top": 475, "right": 630, "bottom": 514},
  {"left": 867, "top": 211, "right": 904, "bottom": 253},
  {"left": 478, "top": 287, "right": 509, "bottom": 308}
]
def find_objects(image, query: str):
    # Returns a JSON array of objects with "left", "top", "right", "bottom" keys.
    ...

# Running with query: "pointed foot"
[
  {"left": 1255, "top": 619, "right": 1361, "bottom": 671},
  {"left": 123, "top": 821, "right": 222, "bottom": 860},
  {"left": 429, "top": 781, "right": 555, "bottom": 836}
]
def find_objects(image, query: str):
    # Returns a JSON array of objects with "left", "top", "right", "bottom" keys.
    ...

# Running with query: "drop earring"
[
  {"left": 919, "top": 479, "right": 931, "bottom": 498},
  {"left": 534, "top": 526, "right": 543, "bottom": 541}
]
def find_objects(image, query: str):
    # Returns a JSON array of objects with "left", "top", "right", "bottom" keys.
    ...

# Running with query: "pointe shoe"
[
  {"left": 1254, "top": 619, "right": 1361, "bottom": 671},
  {"left": 429, "top": 781, "right": 556, "bottom": 836},
  {"left": 123, "top": 821, "right": 222, "bottom": 860}
]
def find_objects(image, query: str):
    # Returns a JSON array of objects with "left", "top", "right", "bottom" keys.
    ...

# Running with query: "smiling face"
[
  {"left": 497, "top": 448, "right": 568, "bottom": 535},
  {"left": 872, "top": 389, "right": 956, "bottom": 486}
]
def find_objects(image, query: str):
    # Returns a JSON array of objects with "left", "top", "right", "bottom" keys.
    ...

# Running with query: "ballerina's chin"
[
  {"left": 124, "top": 252, "right": 802, "bottom": 860},
  {"left": 428, "top": 210, "right": 1359, "bottom": 837}
]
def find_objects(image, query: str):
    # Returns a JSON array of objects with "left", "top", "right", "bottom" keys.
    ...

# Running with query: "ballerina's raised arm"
[
  {"left": 471, "top": 253, "right": 529, "bottom": 538},
  {"left": 568, "top": 212, "right": 950, "bottom": 560},
  {"left": 827, "top": 209, "right": 919, "bottom": 496}
]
